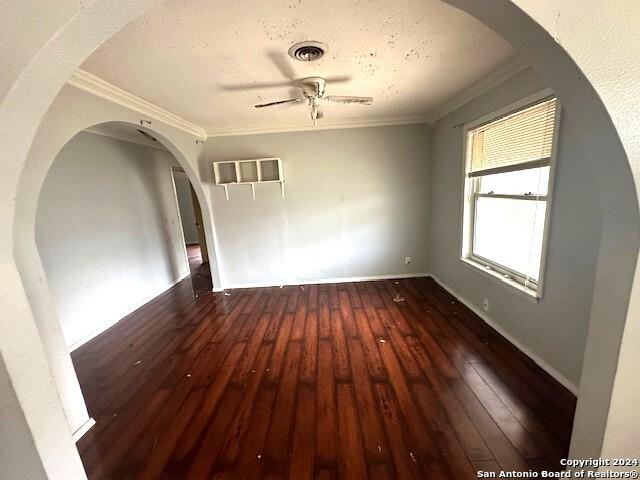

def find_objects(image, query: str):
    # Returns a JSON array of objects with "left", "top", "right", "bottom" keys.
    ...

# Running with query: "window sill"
[{"left": 459, "top": 257, "right": 540, "bottom": 303}]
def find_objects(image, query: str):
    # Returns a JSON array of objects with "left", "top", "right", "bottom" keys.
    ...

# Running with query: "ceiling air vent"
[{"left": 288, "top": 41, "right": 327, "bottom": 62}]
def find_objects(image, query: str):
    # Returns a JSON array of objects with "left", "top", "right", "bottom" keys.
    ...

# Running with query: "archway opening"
[
  {"left": 171, "top": 166, "right": 211, "bottom": 273},
  {"left": 2, "top": 2, "right": 640, "bottom": 479},
  {"left": 35, "top": 120, "right": 213, "bottom": 350}
]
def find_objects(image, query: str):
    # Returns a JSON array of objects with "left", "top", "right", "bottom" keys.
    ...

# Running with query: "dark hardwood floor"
[{"left": 73, "top": 268, "right": 575, "bottom": 479}]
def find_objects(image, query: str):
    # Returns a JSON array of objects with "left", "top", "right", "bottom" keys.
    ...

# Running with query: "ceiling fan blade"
[
  {"left": 221, "top": 76, "right": 352, "bottom": 92},
  {"left": 221, "top": 80, "right": 297, "bottom": 91},
  {"left": 267, "top": 50, "right": 297, "bottom": 80},
  {"left": 254, "top": 98, "right": 303, "bottom": 108},
  {"left": 325, "top": 95, "right": 373, "bottom": 105},
  {"left": 322, "top": 76, "right": 352, "bottom": 84}
]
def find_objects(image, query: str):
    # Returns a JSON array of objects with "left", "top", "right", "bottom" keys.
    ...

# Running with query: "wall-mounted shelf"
[{"left": 213, "top": 157, "right": 284, "bottom": 200}]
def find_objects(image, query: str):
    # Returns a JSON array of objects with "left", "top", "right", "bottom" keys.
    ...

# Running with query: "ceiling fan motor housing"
[{"left": 301, "top": 77, "right": 326, "bottom": 98}]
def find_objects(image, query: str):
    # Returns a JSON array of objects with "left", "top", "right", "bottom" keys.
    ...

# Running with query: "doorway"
[{"left": 172, "top": 167, "right": 210, "bottom": 273}]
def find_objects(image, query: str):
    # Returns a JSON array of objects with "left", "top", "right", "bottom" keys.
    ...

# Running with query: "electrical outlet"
[
  {"left": 482, "top": 298, "right": 490, "bottom": 312},
  {"left": 405, "top": 256, "right": 412, "bottom": 265}
]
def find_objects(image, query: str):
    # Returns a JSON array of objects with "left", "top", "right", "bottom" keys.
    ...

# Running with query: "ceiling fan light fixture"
[
  {"left": 254, "top": 76, "right": 373, "bottom": 127},
  {"left": 288, "top": 41, "right": 327, "bottom": 62}
]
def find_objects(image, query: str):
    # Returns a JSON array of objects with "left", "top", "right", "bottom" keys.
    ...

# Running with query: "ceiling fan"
[{"left": 254, "top": 77, "right": 373, "bottom": 126}]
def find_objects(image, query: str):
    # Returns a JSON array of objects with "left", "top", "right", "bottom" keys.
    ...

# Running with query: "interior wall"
[
  {"left": 203, "top": 124, "right": 431, "bottom": 287},
  {"left": 0, "top": 355, "right": 48, "bottom": 480},
  {"left": 173, "top": 171, "right": 199, "bottom": 245},
  {"left": 35, "top": 130, "right": 189, "bottom": 349},
  {"left": 427, "top": 67, "right": 601, "bottom": 389}
]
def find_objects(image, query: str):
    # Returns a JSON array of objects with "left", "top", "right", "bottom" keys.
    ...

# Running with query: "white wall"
[
  {"left": 203, "top": 124, "right": 431, "bottom": 287},
  {"left": 427, "top": 67, "right": 601, "bottom": 389},
  {"left": 173, "top": 171, "right": 199, "bottom": 245},
  {"left": 0, "top": 355, "right": 48, "bottom": 480},
  {"left": 35, "top": 131, "right": 189, "bottom": 349}
]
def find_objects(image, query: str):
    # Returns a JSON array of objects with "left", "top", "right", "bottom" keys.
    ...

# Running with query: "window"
[{"left": 461, "top": 93, "right": 559, "bottom": 297}]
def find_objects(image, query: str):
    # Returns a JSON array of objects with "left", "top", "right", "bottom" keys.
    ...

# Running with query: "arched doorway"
[
  {"left": 7, "top": 95, "right": 223, "bottom": 478},
  {"left": 1, "top": 2, "right": 639, "bottom": 478},
  {"left": 35, "top": 121, "right": 214, "bottom": 350}
]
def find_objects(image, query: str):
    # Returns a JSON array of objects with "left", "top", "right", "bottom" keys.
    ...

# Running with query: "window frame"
[{"left": 459, "top": 89, "right": 561, "bottom": 299}]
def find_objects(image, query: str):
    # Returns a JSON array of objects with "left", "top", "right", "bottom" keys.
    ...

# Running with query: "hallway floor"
[
  {"left": 186, "top": 244, "right": 203, "bottom": 271},
  {"left": 73, "top": 273, "right": 575, "bottom": 479}
]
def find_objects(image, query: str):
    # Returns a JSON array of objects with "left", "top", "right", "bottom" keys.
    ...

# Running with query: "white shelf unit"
[{"left": 213, "top": 157, "right": 284, "bottom": 200}]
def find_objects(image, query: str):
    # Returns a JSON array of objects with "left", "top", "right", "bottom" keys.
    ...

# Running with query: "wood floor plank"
[
  {"left": 354, "top": 309, "right": 387, "bottom": 381},
  {"left": 471, "top": 362, "right": 564, "bottom": 457},
  {"left": 330, "top": 310, "right": 351, "bottom": 382},
  {"left": 264, "top": 287, "right": 282, "bottom": 314},
  {"left": 376, "top": 308, "right": 422, "bottom": 380},
  {"left": 265, "top": 312, "right": 294, "bottom": 384},
  {"left": 328, "top": 284, "right": 340, "bottom": 310},
  {"left": 412, "top": 383, "right": 477, "bottom": 479},
  {"left": 378, "top": 281, "right": 415, "bottom": 336},
  {"left": 451, "top": 377, "right": 530, "bottom": 471},
  {"left": 338, "top": 290, "right": 359, "bottom": 338},
  {"left": 179, "top": 385, "right": 243, "bottom": 479},
  {"left": 168, "top": 342, "right": 246, "bottom": 463},
  {"left": 316, "top": 340, "right": 338, "bottom": 468},
  {"left": 291, "top": 287, "right": 308, "bottom": 341},
  {"left": 368, "top": 463, "right": 395, "bottom": 480},
  {"left": 377, "top": 340, "right": 436, "bottom": 456},
  {"left": 337, "top": 383, "right": 368, "bottom": 480},
  {"left": 234, "top": 386, "right": 278, "bottom": 480},
  {"left": 406, "top": 336, "right": 494, "bottom": 463},
  {"left": 346, "top": 282, "right": 363, "bottom": 309},
  {"left": 263, "top": 342, "right": 302, "bottom": 475},
  {"left": 288, "top": 384, "right": 316, "bottom": 480},
  {"left": 460, "top": 363, "right": 542, "bottom": 459},
  {"left": 315, "top": 467, "right": 336, "bottom": 480},
  {"left": 300, "top": 311, "right": 319, "bottom": 384},
  {"left": 231, "top": 313, "right": 272, "bottom": 385},
  {"left": 359, "top": 285, "right": 388, "bottom": 338},
  {"left": 218, "top": 343, "right": 272, "bottom": 465},
  {"left": 373, "top": 383, "right": 422, "bottom": 480},
  {"left": 318, "top": 292, "right": 331, "bottom": 339},
  {"left": 308, "top": 284, "right": 319, "bottom": 312},
  {"left": 347, "top": 338, "right": 390, "bottom": 464},
  {"left": 364, "top": 282, "right": 385, "bottom": 309},
  {"left": 286, "top": 286, "right": 300, "bottom": 313},
  {"left": 212, "top": 296, "right": 252, "bottom": 342}
]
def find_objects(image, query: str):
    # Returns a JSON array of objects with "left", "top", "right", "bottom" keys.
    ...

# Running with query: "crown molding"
[
  {"left": 69, "top": 58, "right": 528, "bottom": 140},
  {"left": 68, "top": 69, "right": 206, "bottom": 139},
  {"left": 205, "top": 115, "right": 431, "bottom": 138},
  {"left": 426, "top": 56, "right": 531, "bottom": 125}
]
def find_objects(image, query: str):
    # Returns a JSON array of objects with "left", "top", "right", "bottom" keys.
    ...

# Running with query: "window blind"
[{"left": 467, "top": 97, "right": 557, "bottom": 176}]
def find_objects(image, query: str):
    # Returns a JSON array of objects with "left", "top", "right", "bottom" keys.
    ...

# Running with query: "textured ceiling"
[{"left": 82, "top": 0, "right": 516, "bottom": 133}]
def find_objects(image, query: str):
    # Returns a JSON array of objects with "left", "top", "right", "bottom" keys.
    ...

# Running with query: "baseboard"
[
  {"left": 219, "top": 272, "right": 430, "bottom": 291},
  {"left": 68, "top": 271, "right": 190, "bottom": 352},
  {"left": 428, "top": 273, "right": 579, "bottom": 396},
  {"left": 72, "top": 417, "right": 96, "bottom": 442}
]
